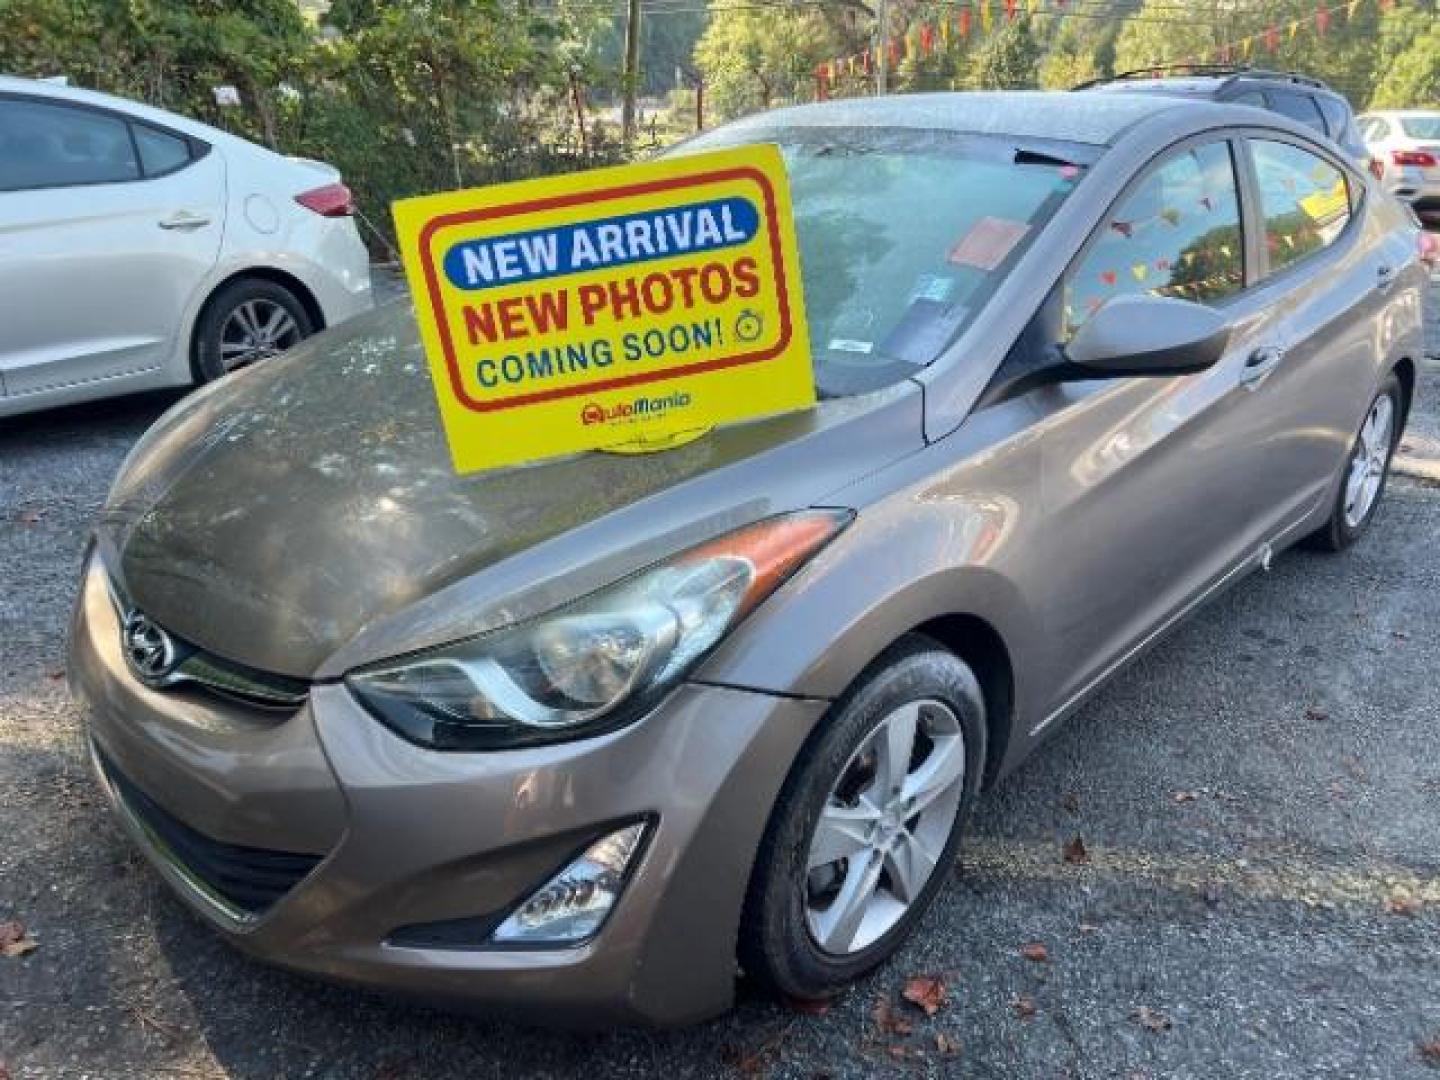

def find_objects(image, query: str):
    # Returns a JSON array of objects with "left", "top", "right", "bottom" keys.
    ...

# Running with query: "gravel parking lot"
[{"left": 2, "top": 279, "right": 1438, "bottom": 1079}]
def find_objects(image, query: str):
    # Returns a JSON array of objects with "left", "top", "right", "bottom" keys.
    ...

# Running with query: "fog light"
[{"left": 491, "top": 823, "right": 646, "bottom": 945}]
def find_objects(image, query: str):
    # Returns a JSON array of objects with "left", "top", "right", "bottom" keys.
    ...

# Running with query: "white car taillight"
[{"left": 295, "top": 182, "right": 355, "bottom": 217}]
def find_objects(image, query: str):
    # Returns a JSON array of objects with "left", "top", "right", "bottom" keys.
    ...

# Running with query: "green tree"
[
  {"left": 694, "top": 8, "right": 853, "bottom": 121},
  {"left": 972, "top": 16, "right": 1041, "bottom": 90}
]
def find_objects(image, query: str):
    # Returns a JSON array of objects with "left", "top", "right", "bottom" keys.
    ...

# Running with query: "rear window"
[
  {"left": 1316, "top": 97, "right": 1350, "bottom": 139},
  {"left": 1268, "top": 90, "right": 1327, "bottom": 134},
  {"left": 1399, "top": 116, "right": 1440, "bottom": 140},
  {"left": 677, "top": 127, "right": 1087, "bottom": 396}
]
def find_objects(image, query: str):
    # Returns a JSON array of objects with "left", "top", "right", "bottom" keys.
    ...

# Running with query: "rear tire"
[
  {"left": 738, "top": 635, "right": 986, "bottom": 1001},
  {"left": 193, "top": 277, "right": 314, "bottom": 383},
  {"left": 1305, "top": 373, "right": 1403, "bottom": 552}
]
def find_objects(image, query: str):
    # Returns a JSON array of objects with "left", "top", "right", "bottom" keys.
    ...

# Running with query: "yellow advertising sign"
[{"left": 392, "top": 145, "right": 815, "bottom": 473}]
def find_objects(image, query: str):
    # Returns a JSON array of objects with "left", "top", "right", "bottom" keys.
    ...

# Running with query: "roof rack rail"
[{"left": 1072, "top": 64, "right": 1328, "bottom": 92}]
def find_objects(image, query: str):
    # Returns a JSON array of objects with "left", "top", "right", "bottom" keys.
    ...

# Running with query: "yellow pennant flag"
[
  {"left": 1289, "top": 19, "right": 1300, "bottom": 39},
  {"left": 1131, "top": 262, "right": 1148, "bottom": 282},
  {"left": 981, "top": 0, "right": 993, "bottom": 33},
  {"left": 1347, "top": 0, "right": 1361, "bottom": 19},
  {"left": 1241, "top": 37, "right": 1254, "bottom": 59}
]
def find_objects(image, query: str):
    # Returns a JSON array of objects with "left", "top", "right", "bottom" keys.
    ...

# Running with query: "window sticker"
[
  {"left": 946, "top": 216, "right": 1030, "bottom": 271},
  {"left": 908, "top": 273, "right": 955, "bottom": 303},
  {"left": 828, "top": 338, "right": 874, "bottom": 354},
  {"left": 875, "top": 299, "right": 969, "bottom": 366}
]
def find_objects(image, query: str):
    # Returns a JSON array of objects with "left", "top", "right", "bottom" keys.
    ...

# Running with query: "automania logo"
[{"left": 581, "top": 391, "right": 693, "bottom": 425}]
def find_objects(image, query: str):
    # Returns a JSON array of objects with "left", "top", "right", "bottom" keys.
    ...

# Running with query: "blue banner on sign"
[{"left": 442, "top": 196, "right": 760, "bottom": 291}]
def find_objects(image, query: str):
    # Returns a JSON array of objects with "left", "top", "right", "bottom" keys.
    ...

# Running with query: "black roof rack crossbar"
[{"left": 1072, "top": 64, "right": 1328, "bottom": 92}]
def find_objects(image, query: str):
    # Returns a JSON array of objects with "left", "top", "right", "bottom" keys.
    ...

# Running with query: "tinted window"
[
  {"left": 1267, "top": 90, "right": 1326, "bottom": 133},
  {"left": 133, "top": 123, "right": 191, "bottom": 177},
  {"left": 1250, "top": 139, "right": 1351, "bottom": 274},
  {"left": 1067, "top": 141, "right": 1243, "bottom": 337},
  {"left": 1399, "top": 116, "right": 1440, "bottom": 140},
  {"left": 0, "top": 98, "right": 140, "bottom": 191},
  {"left": 1316, "top": 96, "right": 1349, "bottom": 138}
]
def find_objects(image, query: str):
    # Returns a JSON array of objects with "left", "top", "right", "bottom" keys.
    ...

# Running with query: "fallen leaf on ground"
[
  {"left": 1131, "top": 1005, "right": 1172, "bottom": 1033},
  {"left": 871, "top": 995, "right": 914, "bottom": 1037},
  {"left": 783, "top": 994, "right": 831, "bottom": 1016},
  {"left": 1384, "top": 890, "right": 1422, "bottom": 917},
  {"left": 0, "top": 921, "right": 36, "bottom": 959},
  {"left": 0, "top": 1060, "right": 11, "bottom": 1080},
  {"left": 16, "top": 509, "right": 42, "bottom": 525},
  {"left": 1172, "top": 790, "right": 1198, "bottom": 803},
  {"left": 1304, "top": 707, "right": 1329, "bottom": 722},
  {"left": 934, "top": 1032, "right": 962, "bottom": 1056},
  {"left": 901, "top": 975, "right": 948, "bottom": 1016},
  {"left": 1061, "top": 792, "right": 1080, "bottom": 814},
  {"left": 1393, "top": 631, "right": 1410, "bottom": 642},
  {"left": 1012, "top": 994, "right": 1037, "bottom": 1019},
  {"left": 1021, "top": 942, "right": 1049, "bottom": 963},
  {"left": 1418, "top": 1035, "right": 1440, "bottom": 1065},
  {"left": 1062, "top": 835, "right": 1089, "bottom": 864},
  {"left": 1078, "top": 922, "right": 1101, "bottom": 934}
]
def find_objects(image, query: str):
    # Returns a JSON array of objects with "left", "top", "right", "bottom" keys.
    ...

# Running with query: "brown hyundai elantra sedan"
[{"left": 70, "top": 92, "right": 1425, "bottom": 1026}]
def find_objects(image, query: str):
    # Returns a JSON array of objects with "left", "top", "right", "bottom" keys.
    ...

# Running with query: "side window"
[
  {"left": 1249, "top": 139, "right": 1351, "bottom": 275},
  {"left": 0, "top": 98, "right": 140, "bottom": 192},
  {"left": 133, "top": 123, "right": 192, "bottom": 177},
  {"left": 1066, "top": 141, "right": 1244, "bottom": 337},
  {"left": 1369, "top": 117, "right": 1392, "bottom": 140},
  {"left": 1267, "top": 90, "right": 1327, "bottom": 134}
]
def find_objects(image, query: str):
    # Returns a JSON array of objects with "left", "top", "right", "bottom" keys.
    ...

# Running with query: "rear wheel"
[
  {"left": 738, "top": 636, "right": 986, "bottom": 1000},
  {"left": 193, "top": 278, "right": 314, "bottom": 383},
  {"left": 1306, "top": 373, "right": 1403, "bottom": 552}
]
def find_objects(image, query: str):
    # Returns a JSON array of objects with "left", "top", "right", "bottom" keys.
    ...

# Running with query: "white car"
[
  {"left": 0, "top": 76, "right": 372, "bottom": 417},
  {"left": 1357, "top": 109, "right": 1440, "bottom": 225}
]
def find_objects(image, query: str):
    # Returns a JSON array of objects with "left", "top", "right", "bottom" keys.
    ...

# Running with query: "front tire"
[
  {"left": 1306, "top": 373, "right": 1403, "bottom": 552},
  {"left": 193, "top": 277, "right": 314, "bottom": 383},
  {"left": 738, "top": 635, "right": 987, "bottom": 1000}
]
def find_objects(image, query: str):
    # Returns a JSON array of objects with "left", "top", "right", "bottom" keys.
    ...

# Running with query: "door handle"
[
  {"left": 1240, "top": 345, "right": 1285, "bottom": 389},
  {"left": 158, "top": 212, "right": 211, "bottom": 231},
  {"left": 1375, "top": 264, "right": 1397, "bottom": 292}
]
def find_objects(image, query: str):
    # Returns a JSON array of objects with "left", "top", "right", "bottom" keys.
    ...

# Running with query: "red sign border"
[{"left": 416, "top": 165, "right": 795, "bottom": 414}]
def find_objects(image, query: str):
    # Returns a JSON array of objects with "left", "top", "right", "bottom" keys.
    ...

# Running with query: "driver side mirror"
[{"left": 1066, "top": 293, "right": 1231, "bottom": 378}]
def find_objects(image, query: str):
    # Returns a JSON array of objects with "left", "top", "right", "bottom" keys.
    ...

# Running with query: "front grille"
[{"left": 98, "top": 750, "right": 323, "bottom": 916}]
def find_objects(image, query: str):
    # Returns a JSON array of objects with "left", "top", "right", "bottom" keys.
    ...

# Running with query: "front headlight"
[{"left": 346, "top": 510, "right": 851, "bottom": 750}]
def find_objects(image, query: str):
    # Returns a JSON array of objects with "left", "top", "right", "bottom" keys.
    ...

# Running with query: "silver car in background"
[
  {"left": 71, "top": 93, "right": 1426, "bottom": 1026},
  {"left": 1358, "top": 110, "right": 1440, "bottom": 225},
  {"left": 0, "top": 76, "right": 372, "bottom": 417}
]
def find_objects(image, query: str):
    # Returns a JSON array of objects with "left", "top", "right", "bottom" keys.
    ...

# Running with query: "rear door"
[
  {"left": 0, "top": 95, "right": 223, "bottom": 399},
  {"left": 1234, "top": 134, "right": 1383, "bottom": 511}
]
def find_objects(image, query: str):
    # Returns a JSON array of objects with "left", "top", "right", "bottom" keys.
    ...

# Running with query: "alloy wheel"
[
  {"left": 1343, "top": 393, "right": 1395, "bottom": 528},
  {"left": 804, "top": 699, "right": 966, "bottom": 956},
  {"left": 219, "top": 299, "right": 302, "bottom": 372}
]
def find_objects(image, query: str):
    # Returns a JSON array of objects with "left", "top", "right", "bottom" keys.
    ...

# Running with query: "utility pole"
[
  {"left": 875, "top": 0, "right": 889, "bottom": 95},
  {"left": 621, "top": 0, "right": 642, "bottom": 143}
]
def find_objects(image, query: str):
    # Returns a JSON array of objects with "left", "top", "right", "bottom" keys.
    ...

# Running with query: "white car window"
[
  {"left": 133, "top": 123, "right": 192, "bottom": 178},
  {"left": 0, "top": 98, "right": 141, "bottom": 191}
]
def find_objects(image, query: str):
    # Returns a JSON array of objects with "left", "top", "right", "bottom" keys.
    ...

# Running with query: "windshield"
[
  {"left": 1399, "top": 115, "right": 1440, "bottom": 140},
  {"left": 678, "top": 127, "right": 1089, "bottom": 396}
]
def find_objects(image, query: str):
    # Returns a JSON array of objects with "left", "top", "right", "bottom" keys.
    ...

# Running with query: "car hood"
[{"left": 100, "top": 303, "right": 924, "bottom": 678}]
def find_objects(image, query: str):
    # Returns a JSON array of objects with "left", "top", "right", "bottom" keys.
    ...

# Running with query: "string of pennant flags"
[{"left": 815, "top": 0, "right": 1403, "bottom": 96}]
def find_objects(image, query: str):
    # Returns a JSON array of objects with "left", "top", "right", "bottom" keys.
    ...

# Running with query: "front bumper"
[{"left": 69, "top": 555, "right": 826, "bottom": 1025}]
